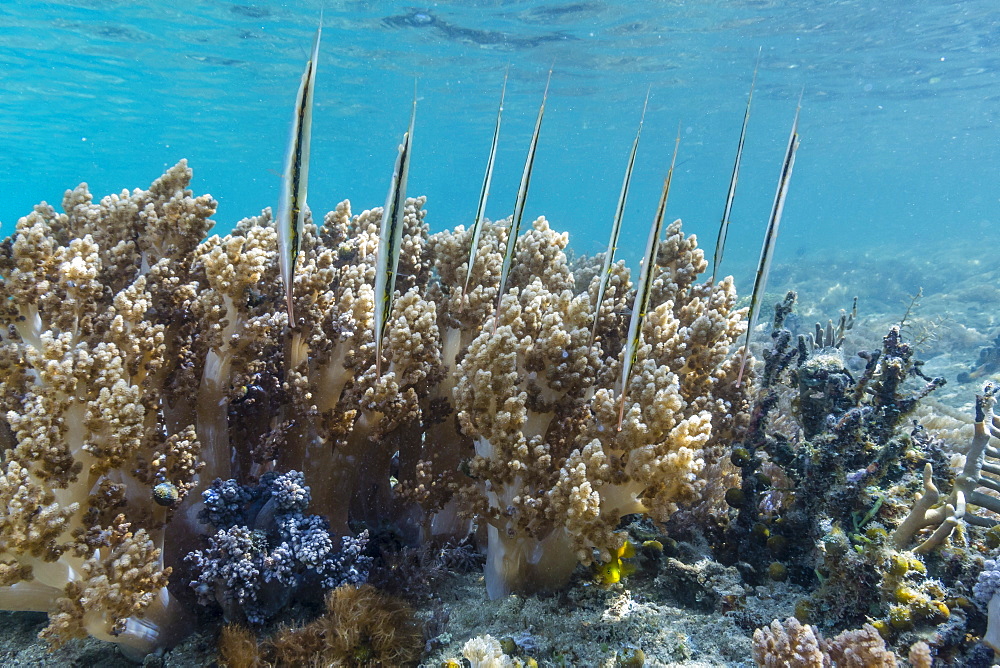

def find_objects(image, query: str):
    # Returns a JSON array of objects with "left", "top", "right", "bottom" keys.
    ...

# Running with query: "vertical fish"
[
  {"left": 493, "top": 67, "right": 553, "bottom": 333},
  {"left": 590, "top": 89, "right": 650, "bottom": 351},
  {"left": 374, "top": 89, "right": 417, "bottom": 378},
  {"left": 277, "top": 19, "right": 322, "bottom": 325},
  {"left": 462, "top": 67, "right": 509, "bottom": 306},
  {"left": 618, "top": 127, "right": 681, "bottom": 431},
  {"left": 735, "top": 95, "right": 802, "bottom": 387},
  {"left": 711, "top": 47, "right": 761, "bottom": 283}
]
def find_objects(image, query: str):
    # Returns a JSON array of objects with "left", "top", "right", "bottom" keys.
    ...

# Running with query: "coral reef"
[
  {"left": 3, "top": 162, "right": 995, "bottom": 666},
  {"left": 715, "top": 293, "right": 1000, "bottom": 663},
  {"left": 0, "top": 164, "right": 750, "bottom": 653}
]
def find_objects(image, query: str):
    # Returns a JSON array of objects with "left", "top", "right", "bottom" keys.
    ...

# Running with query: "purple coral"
[
  {"left": 265, "top": 469, "right": 311, "bottom": 513},
  {"left": 185, "top": 471, "right": 371, "bottom": 625},
  {"left": 198, "top": 478, "right": 254, "bottom": 529},
  {"left": 975, "top": 559, "right": 1000, "bottom": 607},
  {"left": 187, "top": 527, "right": 266, "bottom": 610}
]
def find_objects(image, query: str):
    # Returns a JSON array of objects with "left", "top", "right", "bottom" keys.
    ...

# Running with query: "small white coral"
[
  {"left": 462, "top": 634, "right": 515, "bottom": 668},
  {"left": 753, "top": 617, "right": 824, "bottom": 668}
]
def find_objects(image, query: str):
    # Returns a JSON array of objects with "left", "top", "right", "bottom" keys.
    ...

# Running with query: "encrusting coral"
[{"left": 0, "top": 163, "right": 750, "bottom": 652}]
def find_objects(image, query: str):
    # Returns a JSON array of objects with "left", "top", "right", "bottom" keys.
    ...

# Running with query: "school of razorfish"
[{"left": 276, "top": 19, "right": 801, "bottom": 408}]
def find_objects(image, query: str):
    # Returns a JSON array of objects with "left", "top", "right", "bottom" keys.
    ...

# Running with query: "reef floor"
[{"left": 0, "top": 553, "right": 795, "bottom": 667}]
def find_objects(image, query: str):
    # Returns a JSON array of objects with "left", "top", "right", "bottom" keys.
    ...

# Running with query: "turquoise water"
[{"left": 1, "top": 0, "right": 997, "bottom": 281}]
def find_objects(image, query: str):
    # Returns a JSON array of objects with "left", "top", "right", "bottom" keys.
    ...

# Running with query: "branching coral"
[
  {"left": 0, "top": 164, "right": 751, "bottom": 651},
  {"left": 752, "top": 617, "right": 898, "bottom": 667},
  {"left": 0, "top": 162, "right": 214, "bottom": 654},
  {"left": 455, "top": 218, "right": 749, "bottom": 597},
  {"left": 893, "top": 386, "right": 1000, "bottom": 553}
]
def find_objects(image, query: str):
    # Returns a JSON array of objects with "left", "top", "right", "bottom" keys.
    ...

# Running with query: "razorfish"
[
  {"left": 617, "top": 126, "right": 681, "bottom": 431},
  {"left": 374, "top": 90, "right": 417, "bottom": 378},
  {"left": 711, "top": 48, "right": 761, "bottom": 283},
  {"left": 493, "top": 68, "right": 552, "bottom": 333},
  {"left": 590, "top": 89, "right": 650, "bottom": 352},
  {"left": 462, "top": 68, "right": 509, "bottom": 307},
  {"left": 735, "top": 95, "right": 802, "bottom": 387},
  {"left": 277, "top": 19, "right": 322, "bottom": 325}
]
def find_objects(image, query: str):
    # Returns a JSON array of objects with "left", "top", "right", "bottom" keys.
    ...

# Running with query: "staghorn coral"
[
  {"left": 0, "top": 164, "right": 751, "bottom": 652},
  {"left": 893, "top": 386, "right": 1000, "bottom": 554}
]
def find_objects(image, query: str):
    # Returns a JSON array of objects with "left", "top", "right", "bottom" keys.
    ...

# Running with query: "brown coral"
[
  {"left": 219, "top": 584, "right": 422, "bottom": 668},
  {"left": 270, "top": 584, "right": 421, "bottom": 667},
  {"left": 752, "top": 618, "right": 897, "bottom": 668},
  {"left": 454, "top": 217, "right": 749, "bottom": 597},
  {"left": 0, "top": 162, "right": 215, "bottom": 653}
]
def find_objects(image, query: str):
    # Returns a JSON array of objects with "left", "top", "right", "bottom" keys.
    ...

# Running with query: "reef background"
[{"left": 1, "top": 0, "right": 996, "bottom": 280}]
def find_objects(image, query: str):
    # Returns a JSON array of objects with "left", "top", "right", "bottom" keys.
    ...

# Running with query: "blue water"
[{"left": 1, "top": 1, "right": 997, "bottom": 284}]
